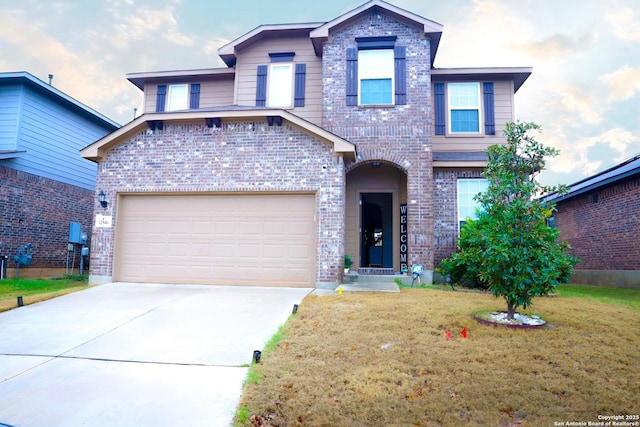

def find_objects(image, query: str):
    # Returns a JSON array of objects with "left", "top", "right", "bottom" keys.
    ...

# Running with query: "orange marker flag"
[
  {"left": 461, "top": 327, "right": 467, "bottom": 338},
  {"left": 445, "top": 330, "right": 451, "bottom": 341}
]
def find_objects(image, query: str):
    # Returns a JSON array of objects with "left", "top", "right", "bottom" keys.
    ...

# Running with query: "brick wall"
[
  {"left": 554, "top": 175, "right": 640, "bottom": 271},
  {"left": 432, "top": 168, "right": 485, "bottom": 267},
  {"left": 90, "top": 121, "right": 344, "bottom": 284},
  {"left": 321, "top": 11, "right": 435, "bottom": 271},
  {"left": 0, "top": 165, "right": 93, "bottom": 269}
]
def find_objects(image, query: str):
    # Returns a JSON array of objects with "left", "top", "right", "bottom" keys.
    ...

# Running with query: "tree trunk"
[{"left": 507, "top": 303, "right": 516, "bottom": 320}]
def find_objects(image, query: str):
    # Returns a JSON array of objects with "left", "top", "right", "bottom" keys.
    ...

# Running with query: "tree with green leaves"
[{"left": 440, "top": 120, "right": 578, "bottom": 319}]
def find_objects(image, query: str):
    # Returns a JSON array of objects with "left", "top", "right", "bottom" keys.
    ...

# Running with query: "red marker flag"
[
  {"left": 445, "top": 330, "right": 451, "bottom": 341},
  {"left": 461, "top": 327, "right": 467, "bottom": 338}
]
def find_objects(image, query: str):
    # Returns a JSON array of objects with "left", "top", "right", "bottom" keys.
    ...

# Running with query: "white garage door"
[{"left": 114, "top": 194, "right": 316, "bottom": 287}]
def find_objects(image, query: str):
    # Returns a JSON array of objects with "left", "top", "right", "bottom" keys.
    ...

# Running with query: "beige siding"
[
  {"left": 142, "top": 78, "right": 235, "bottom": 114},
  {"left": 432, "top": 80, "right": 514, "bottom": 152},
  {"left": 234, "top": 35, "right": 323, "bottom": 125}
]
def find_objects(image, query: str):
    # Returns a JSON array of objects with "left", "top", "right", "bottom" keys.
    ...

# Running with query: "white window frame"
[
  {"left": 267, "top": 63, "right": 293, "bottom": 108},
  {"left": 358, "top": 49, "right": 394, "bottom": 106},
  {"left": 457, "top": 178, "right": 489, "bottom": 233},
  {"left": 167, "top": 84, "right": 189, "bottom": 111},
  {"left": 447, "top": 82, "right": 482, "bottom": 134}
]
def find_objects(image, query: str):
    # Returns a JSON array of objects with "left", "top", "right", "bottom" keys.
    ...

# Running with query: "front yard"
[{"left": 236, "top": 285, "right": 640, "bottom": 426}]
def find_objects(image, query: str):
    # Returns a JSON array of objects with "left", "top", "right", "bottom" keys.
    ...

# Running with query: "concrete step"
[{"left": 342, "top": 272, "right": 412, "bottom": 285}]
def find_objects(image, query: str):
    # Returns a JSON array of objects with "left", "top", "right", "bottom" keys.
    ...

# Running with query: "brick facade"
[
  {"left": 322, "top": 12, "right": 435, "bottom": 271},
  {"left": 90, "top": 121, "right": 344, "bottom": 284},
  {"left": 432, "top": 168, "right": 485, "bottom": 267},
  {"left": 0, "top": 165, "right": 93, "bottom": 270},
  {"left": 554, "top": 175, "right": 640, "bottom": 271}
]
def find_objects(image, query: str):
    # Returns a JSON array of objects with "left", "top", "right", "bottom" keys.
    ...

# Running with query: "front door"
[{"left": 360, "top": 193, "right": 393, "bottom": 268}]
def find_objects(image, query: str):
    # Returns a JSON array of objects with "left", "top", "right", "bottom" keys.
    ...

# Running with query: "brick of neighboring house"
[
  {"left": 0, "top": 165, "right": 93, "bottom": 269},
  {"left": 322, "top": 11, "right": 435, "bottom": 270},
  {"left": 91, "top": 121, "right": 344, "bottom": 283},
  {"left": 554, "top": 175, "right": 640, "bottom": 271}
]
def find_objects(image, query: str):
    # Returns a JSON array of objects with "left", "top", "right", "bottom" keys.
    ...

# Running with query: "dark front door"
[{"left": 360, "top": 193, "right": 393, "bottom": 268}]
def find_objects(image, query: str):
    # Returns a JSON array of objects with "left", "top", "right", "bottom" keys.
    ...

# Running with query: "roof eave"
[{"left": 431, "top": 67, "right": 533, "bottom": 92}]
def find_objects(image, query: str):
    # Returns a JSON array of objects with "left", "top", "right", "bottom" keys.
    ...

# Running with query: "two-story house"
[
  {"left": 1, "top": 71, "right": 119, "bottom": 278},
  {"left": 81, "top": 0, "right": 531, "bottom": 288}
]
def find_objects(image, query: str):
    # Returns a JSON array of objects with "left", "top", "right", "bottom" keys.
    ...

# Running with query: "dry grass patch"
[{"left": 237, "top": 288, "right": 639, "bottom": 426}]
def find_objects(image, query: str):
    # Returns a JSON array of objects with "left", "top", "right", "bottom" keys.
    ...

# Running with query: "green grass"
[
  {"left": 0, "top": 276, "right": 88, "bottom": 311},
  {"left": 555, "top": 283, "right": 640, "bottom": 308}
]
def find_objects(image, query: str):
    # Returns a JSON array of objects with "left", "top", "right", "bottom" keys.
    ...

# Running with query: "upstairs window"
[
  {"left": 268, "top": 63, "right": 293, "bottom": 108},
  {"left": 167, "top": 84, "right": 188, "bottom": 111},
  {"left": 346, "top": 36, "right": 406, "bottom": 106},
  {"left": 256, "top": 52, "right": 306, "bottom": 108},
  {"left": 155, "top": 83, "right": 200, "bottom": 112},
  {"left": 358, "top": 49, "right": 394, "bottom": 105},
  {"left": 448, "top": 83, "right": 481, "bottom": 133},
  {"left": 434, "top": 82, "right": 495, "bottom": 136}
]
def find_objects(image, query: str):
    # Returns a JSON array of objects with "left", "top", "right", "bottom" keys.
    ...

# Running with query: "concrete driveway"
[{"left": 0, "top": 282, "right": 313, "bottom": 426}]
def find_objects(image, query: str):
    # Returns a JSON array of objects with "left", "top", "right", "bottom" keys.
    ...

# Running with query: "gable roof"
[
  {"left": 0, "top": 71, "right": 120, "bottom": 128},
  {"left": 218, "top": 0, "right": 444, "bottom": 68},
  {"left": 310, "top": 0, "right": 443, "bottom": 65},
  {"left": 543, "top": 153, "right": 640, "bottom": 203},
  {"left": 80, "top": 109, "right": 356, "bottom": 162},
  {"left": 218, "top": 23, "right": 323, "bottom": 68}
]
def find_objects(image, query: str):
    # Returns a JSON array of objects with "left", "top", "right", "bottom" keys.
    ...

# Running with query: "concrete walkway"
[{"left": 0, "top": 283, "right": 312, "bottom": 427}]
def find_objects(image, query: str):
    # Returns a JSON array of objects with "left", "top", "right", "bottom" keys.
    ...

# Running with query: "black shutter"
[
  {"left": 256, "top": 65, "right": 268, "bottom": 107},
  {"left": 346, "top": 47, "right": 358, "bottom": 106},
  {"left": 394, "top": 46, "right": 406, "bottom": 105},
  {"left": 434, "top": 83, "right": 445, "bottom": 135},
  {"left": 190, "top": 83, "right": 200, "bottom": 109},
  {"left": 156, "top": 85, "right": 166, "bottom": 112},
  {"left": 294, "top": 64, "right": 306, "bottom": 107},
  {"left": 483, "top": 82, "right": 495, "bottom": 135}
]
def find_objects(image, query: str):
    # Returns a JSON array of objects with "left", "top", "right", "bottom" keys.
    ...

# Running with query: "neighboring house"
[
  {"left": 543, "top": 154, "right": 640, "bottom": 288},
  {"left": 0, "top": 71, "right": 119, "bottom": 278},
  {"left": 81, "top": 0, "right": 531, "bottom": 288}
]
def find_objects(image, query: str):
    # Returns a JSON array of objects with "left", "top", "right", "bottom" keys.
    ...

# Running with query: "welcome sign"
[{"left": 400, "top": 203, "right": 408, "bottom": 272}]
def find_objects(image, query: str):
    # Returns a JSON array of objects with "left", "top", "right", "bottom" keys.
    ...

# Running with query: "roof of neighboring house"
[
  {"left": 79, "top": 108, "right": 356, "bottom": 162},
  {"left": 543, "top": 153, "right": 640, "bottom": 203},
  {"left": 0, "top": 71, "right": 120, "bottom": 128}
]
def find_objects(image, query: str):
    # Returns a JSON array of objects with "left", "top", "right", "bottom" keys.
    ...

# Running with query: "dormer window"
[
  {"left": 155, "top": 83, "right": 200, "bottom": 112},
  {"left": 255, "top": 52, "right": 306, "bottom": 108},
  {"left": 167, "top": 84, "right": 188, "bottom": 111}
]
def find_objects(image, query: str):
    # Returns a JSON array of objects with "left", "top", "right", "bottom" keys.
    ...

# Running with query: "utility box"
[{"left": 68, "top": 222, "right": 83, "bottom": 244}]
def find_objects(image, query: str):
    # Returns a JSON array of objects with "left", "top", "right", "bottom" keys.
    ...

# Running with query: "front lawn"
[
  {"left": 0, "top": 277, "right": 88, "bottom": 312},
  {"left": 236, "top": 285, "right": 640, "bottom": 426}
]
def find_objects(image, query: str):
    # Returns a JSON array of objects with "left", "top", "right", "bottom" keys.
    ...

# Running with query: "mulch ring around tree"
[{"left": 474, "top": 310, "right": 548, "bottom": 329}]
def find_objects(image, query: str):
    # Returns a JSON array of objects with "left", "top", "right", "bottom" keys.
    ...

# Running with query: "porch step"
[
  {"left": 340, "top": 282, "right": 400, "bottom": 293},
  {"left": 343, "top": 272, "right": 412, "bottom": 286},
  {"left": 358, "top": 267, "right": 395, "bottom": 275}
]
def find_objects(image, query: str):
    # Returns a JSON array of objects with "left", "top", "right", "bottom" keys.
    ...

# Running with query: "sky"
[{"left": 1, "top": 0, "right": 639, "bottom": 187}]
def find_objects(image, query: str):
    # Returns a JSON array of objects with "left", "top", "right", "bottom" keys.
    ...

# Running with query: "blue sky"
[{"left": 1, "top": 0, "right": 639, "bottom": 187}]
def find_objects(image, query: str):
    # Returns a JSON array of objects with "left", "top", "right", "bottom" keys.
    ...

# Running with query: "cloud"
[
  {"left": 606, "top": 6, "right": 640, "bottom": 41},
  {"left": 601, "top": 65, "right": 640, "bottom": 102}
]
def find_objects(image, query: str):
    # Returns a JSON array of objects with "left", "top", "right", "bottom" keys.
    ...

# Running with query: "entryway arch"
[{"left": 345, "top": 160, "right": 407, "bottom": 272}]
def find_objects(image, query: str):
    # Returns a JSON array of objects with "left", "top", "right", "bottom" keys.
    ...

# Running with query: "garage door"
[{"left": 114, "top": 194, "right": 316, "bottom": 287}]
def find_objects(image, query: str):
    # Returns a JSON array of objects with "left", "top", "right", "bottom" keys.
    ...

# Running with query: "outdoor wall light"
[
  {"left": 253, "top": 350, "right": 262, "bottom": 364},
  {"left": 371, "top": 161, "right": 382, "bottom": 168},
  {"left": 98, "top": 190, "right": 108, "bottom": 208},
  {"left": 292, "top": 304, "right": 299, "bottom": 314}
]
